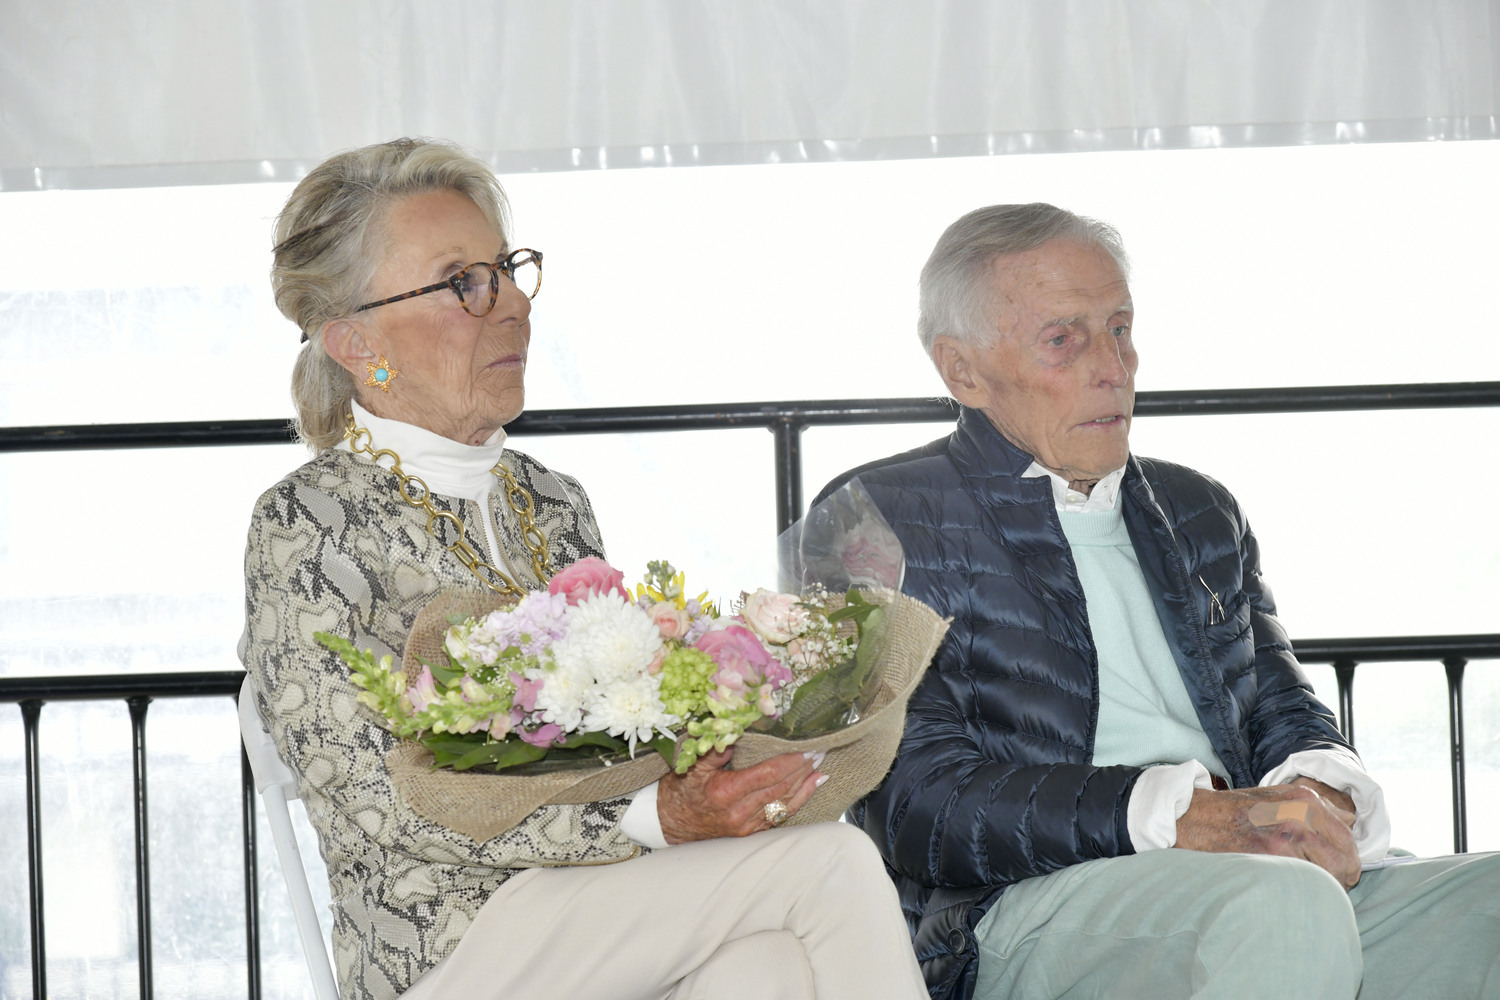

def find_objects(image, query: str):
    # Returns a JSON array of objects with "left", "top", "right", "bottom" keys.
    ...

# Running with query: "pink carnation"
[
  {"left": 696, "top": 625, "right": 779, "bottom": 690},
  {"left": 547, "top": 556, "right": 629, "bottom": 606}
]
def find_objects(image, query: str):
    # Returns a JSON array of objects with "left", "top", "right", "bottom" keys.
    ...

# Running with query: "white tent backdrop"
[
  {"left": 2, "top": 0, "right": 1497, "bottom": 189},
  {"left": 1, "top": 9, "right": 1499, "bottom": 995}
]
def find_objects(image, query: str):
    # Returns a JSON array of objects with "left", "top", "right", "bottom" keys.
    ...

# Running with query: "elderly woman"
[{"left": 238, "top": 137, "right": 925, "bottom": 1000}]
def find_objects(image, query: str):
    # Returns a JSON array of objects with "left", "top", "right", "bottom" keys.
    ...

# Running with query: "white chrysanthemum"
[
  {"left": 550, "top": 592, "right": 664, "bottom": 685},
  {"left": 583, "top": 672, "right": 675, "bottom": 750},
  {"left": 529, "top": 657, "right": 591, "bottom": 733}
]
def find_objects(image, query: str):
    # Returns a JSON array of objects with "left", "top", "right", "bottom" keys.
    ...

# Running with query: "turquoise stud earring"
[{"left": 365, "top": 356, "right": 400, "bottom": 392}]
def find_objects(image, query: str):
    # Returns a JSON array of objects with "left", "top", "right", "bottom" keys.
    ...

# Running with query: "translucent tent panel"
[
  {"left": 3, "top": 0, "right": 1497, "bottom": 189},
  {"left": 3, "top": 140, "right": 1499, "bottom": 430}
]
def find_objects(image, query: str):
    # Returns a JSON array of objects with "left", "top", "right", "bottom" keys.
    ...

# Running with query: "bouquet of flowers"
[
  {"left": 317, "top": 557, "right": 883, "bottom": 775},
  {"left": 315, "top": 480, "right": 948, "bottom": 842}
]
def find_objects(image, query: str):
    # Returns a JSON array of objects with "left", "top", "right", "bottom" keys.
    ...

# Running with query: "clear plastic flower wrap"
[{"left": 761, "top": 478, "right": 910, "bottom": 737}]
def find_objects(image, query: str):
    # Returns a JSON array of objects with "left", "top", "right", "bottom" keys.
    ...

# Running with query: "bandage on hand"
[{"left": 1248, "top": 801, "right": 1309, "bottom": 827}]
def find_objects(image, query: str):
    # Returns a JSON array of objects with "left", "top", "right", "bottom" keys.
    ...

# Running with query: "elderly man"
[{"left": 820, "top": 204, "right": 1500, "bottom": 1000}]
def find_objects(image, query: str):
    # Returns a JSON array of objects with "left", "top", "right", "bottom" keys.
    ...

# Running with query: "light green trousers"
[{"left": 973, "top": 849, "right": 1500, "bottom": 1000}]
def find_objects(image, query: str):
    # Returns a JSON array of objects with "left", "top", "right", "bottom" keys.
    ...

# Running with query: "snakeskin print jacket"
[{"left": 238, "top": 446, "right": 638, "bottom": 1000}]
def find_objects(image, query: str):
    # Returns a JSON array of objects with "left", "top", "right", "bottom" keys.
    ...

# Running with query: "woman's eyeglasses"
[{"left": 355, "top": 248, "right": 543, "bottom": 317}]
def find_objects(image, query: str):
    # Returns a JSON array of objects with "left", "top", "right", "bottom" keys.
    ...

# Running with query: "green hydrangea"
[{"left": 657, "top": 646, "right": 717, "bottom": 718}]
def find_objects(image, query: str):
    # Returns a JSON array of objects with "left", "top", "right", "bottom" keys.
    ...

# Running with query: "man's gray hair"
[
  {"left": 917, "top": 203, "right": 1130, "bottom": 356},
  {"left": 272, "top": 137, "right": 511, "bottom": 450}
]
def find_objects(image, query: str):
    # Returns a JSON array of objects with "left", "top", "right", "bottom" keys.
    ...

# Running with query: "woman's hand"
[{"left": 658, "top": 748, "right": 826, "bottom": 844}]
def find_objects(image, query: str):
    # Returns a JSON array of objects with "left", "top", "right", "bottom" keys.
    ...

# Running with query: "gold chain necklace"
[{"left": 343, "top": 413, "right": 554, "bottom": 596}]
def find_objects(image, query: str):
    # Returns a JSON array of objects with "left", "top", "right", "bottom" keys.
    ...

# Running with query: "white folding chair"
[
  {"left": 239, "top": 675, "right": 343, "bottom": 1000},
  {"left": 239, "top": 676, "right": 444, "bottom": 1000}
]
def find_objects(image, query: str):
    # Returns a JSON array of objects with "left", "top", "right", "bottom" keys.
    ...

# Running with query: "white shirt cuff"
[
  {"left": 1127, "top": 761, "right": 1215, "bottom": 851},
  {"left": 619, "top": 780, "right": 669, "bottom": 849},
  {"left": 1259, "top": 748, "right": 1391, "bottom": 864}
]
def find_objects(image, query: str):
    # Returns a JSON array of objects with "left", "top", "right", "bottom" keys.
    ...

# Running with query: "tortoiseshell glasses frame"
[{"left": 355, "top": 248, "right": 543, "bottom": 316}]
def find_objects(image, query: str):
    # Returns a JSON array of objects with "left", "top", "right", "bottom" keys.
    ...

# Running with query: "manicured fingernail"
[
  {"left": 803, "top": 751, "right": 818, "bottom": 760},
  {"left": 814, "top": 773, "right": 829, "bottom": 788},
  {"left": 812, "top": 751, "right": 827, "bottom": 768}
]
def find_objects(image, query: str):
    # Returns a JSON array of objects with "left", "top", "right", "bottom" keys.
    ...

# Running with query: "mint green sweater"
[{"left": 1058, "top": 505, "right": 1229, "bottom": 782}]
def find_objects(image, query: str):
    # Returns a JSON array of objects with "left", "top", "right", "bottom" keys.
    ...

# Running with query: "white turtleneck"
[{"left": 341, "top": 400, "right": 520, "bottom": 580}]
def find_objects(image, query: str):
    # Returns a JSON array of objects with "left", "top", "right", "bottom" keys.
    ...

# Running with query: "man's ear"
[
  {"left": 931, "top": 336, "right": 985, "bottom": 407},
  {"left": 322, "top": 319, "right": 377, "bottom": 380}
]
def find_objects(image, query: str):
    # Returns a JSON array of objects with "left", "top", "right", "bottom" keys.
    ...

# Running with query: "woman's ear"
[
  {"left": 322, "top": 319, "right": 377, "bottom": 380},
  {"left": 931, "top": 336, "right": 983, "bottom": 407}
]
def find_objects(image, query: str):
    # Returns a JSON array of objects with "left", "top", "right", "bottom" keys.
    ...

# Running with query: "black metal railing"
[
  {"left": 7, "top": 381, "right": 1500, "bottom": 534},
  {"left": 1, "top": 672, "right": 247, "bottom": 1000},
  {"left": 3, "top": 381, "right": 1499, "bottom": 1000},
  {"left": 1292, "top": 634, "right": 1500, "bottom": 855}
]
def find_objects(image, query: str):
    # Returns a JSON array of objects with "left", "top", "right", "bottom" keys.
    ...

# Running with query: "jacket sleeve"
[
  {"left": 859, "top": 623, "right": 1140, "bottom": 889},
  {"left": 1234, "top": 515, "right": 1355, "bottom": 779},
  {"left": 238, "top": 475, "right": 638, "bottom": 871}
]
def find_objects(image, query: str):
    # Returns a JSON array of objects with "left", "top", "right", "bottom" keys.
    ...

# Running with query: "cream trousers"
[{"left": 414, "top": 822, "right": 927, "bottom": 1000}]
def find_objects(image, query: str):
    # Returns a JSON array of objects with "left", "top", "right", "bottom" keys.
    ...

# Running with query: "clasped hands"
[
  {"left": 657, "top": 748, "right": 828, "bottom": 845},
  {"left": 1176, "top": 776, "right": 1362, "bottom": 887}
]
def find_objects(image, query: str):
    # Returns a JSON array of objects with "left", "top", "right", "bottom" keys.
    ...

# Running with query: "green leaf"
[
  {"left": 769, "top": 600, "right": 889, "bottom": 737},
  {"left": 420, "top": 655, "right": 462, "bottom": 687},
  {"left": 419, "top": 734, "right": 486, "bottom": 765},
  {"left": 773, "top": 660, "right": 860, "bottom": 736},
  {"left": 448, "top": 739, "right": 550, "bottom": 771},
  {"left": 647, "top": 735, "right": 678, "bottom": 764},
  {"left": 555, "top": 731, "right": 630, "bottom": 754},
  {"left": 826, "top": 587, "right": 882, "bottom": 625}
]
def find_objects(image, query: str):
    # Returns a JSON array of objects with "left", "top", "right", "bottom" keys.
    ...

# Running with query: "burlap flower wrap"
[{"left": 385, "top": 588, "right": 950, "bottom": 843}]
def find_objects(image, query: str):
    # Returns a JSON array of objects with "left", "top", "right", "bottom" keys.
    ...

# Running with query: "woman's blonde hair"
[{"left": 272, "top": 137, "right": 511, "bottom": 450}]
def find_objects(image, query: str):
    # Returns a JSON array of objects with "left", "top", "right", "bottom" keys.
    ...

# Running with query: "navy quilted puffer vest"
[{"left": 819, "top": 406, "right": 1351, "bottom": 999}]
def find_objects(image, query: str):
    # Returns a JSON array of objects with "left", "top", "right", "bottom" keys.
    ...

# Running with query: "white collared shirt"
[{"left": 1023, "top": 462, "right": 1124, "bottom": 513}]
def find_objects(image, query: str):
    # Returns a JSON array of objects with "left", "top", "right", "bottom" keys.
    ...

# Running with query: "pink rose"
[
  {"left": 647, "top": 602, "right": 690, "bottom": 640},
  {"left": 841, "top": 533, "right": 903, "bottom": 588},
  {"left": 739, "top": 588, "right": 807, "bottom": 644},
  {"left": 547, "top": 556, "right": 629, "bottom": 606},
  {"left": 696, "top": 625, "right": 778, "bottom": 689}
]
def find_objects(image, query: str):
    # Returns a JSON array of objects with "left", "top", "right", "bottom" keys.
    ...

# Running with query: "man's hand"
[
  {"left": 657, "top": 748, "right": 825, "bottom": 844},
  {"left": 1175, "top": 783, "right": 1361, "bottom": 887},
  {"left": 1290, "top": 775, "right": 1356, "bottom": 817}
]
